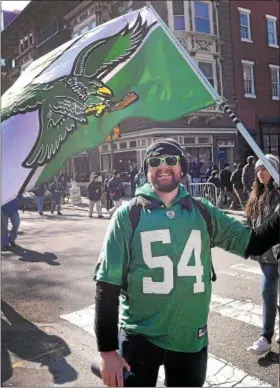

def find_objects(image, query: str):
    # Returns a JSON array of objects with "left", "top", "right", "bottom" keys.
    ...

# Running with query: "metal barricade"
[{"left": 190, "top": 182, "right": 218, "bottom": 206}]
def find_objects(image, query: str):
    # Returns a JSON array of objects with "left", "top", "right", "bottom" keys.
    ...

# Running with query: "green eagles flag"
[{"left": 1, "top": 6, "right": 219, "bottom": 205}]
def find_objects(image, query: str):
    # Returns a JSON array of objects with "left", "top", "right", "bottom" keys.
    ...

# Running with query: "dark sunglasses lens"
[
  {"left": 165, "top": 156, "right": 178, "bottom": 166},
  {"left": 149, "top": 158, "right": 161, "bottom": 168}
]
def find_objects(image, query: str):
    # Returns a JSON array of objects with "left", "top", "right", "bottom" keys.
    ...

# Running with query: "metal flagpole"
[
  {"left": 145, "top": 3, "right": 279, "bottom": 186},
  {"left": 220, "top": 102, "right": 279, "bottom": 186}
]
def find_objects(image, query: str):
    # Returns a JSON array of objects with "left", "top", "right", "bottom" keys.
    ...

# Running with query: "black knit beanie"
[{"left": 143, "top": 138, "right": 187, "bottom": 177}]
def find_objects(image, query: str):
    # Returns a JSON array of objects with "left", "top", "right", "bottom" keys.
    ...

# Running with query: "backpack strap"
[{"left": 189, "top": 197, "right": 217, "bottom": 282}]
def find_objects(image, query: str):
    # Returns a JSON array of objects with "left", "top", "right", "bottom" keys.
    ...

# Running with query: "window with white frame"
[
  {"left": 172, "top": 0, "right": 185, "bottom": 31},
  {"left": 198, "top": 61, "right": 214, "bottom": 87},
  {"left": 194, "top": 1, "right": 210, "bottom": 33},
  {"left": 266, "top": 15, "right": 278, "bottom": 47},
  {"left": 241, "top": 60, "right": 255, "bottom": 97},
  {"left": 269, "top": 65, "right": 280, "bottom": 100},
  {"left": 238, "top": 8, "right": 252, "bottom": 42}
]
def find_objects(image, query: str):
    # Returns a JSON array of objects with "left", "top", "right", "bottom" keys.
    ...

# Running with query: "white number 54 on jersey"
[{"left": 141, "top": 229, "right": 204, "bottom": 294}]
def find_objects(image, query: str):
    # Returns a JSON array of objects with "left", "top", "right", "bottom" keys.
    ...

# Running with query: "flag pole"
[
  {"left": 145, "top": 3, "right": 279, "bottom": 186},
  {"left": 220, "top": 102, "right": 279, "bottom": 186}
]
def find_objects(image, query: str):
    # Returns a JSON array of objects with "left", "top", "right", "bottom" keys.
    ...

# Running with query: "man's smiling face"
[{"left": 147, "top": 154, "right": 182, "bottom": 193}]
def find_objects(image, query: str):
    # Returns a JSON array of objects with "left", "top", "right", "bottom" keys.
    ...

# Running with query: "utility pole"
[{"left": 110, "top": 131, "right": 114, "bottom": 172}]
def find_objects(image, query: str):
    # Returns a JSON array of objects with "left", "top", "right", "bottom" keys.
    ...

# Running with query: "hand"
[{"left": 100, "top": 350, "right": 130, "bottom": 387}]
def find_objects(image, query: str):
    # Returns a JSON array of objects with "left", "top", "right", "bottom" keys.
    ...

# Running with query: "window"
[
  {"left": 120, "top": 142, "right": 127, "bottom": 149},
  {"left": 129, "top": 141, "right": 137, "bottom": 148},
  {"left": 269, "top": 65, "right": 280, "bottom": 100},
  {"left": 37, "top": 22, "right": 58, "bottom": 46},
  {"left": 198, "top": 62, "right": 214, "bottom": 87},
  {"left": 266, "top": 16, "right": 278, "bottom": 47},
  {"left": 172, "top": 0, "right": 185, "bottom": 31},
  {"left": 184, "top": 137, "right": 195, "bottom": 144},
  {"left": 238, "top": 8, "right": 252, "bottom": 42},
  {"left": 241, "top": 60, "right": 256, "bottom": 97},
  {"left": 194, "top": 1, "right": 210, "bottom": 34}
]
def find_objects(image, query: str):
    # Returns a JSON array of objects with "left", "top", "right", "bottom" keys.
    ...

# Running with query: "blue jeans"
[
  {"left": 35, "top": 196, "right": 44, "bottom": 213},
  {"left": 1, "top": 211, "right": 20, "bottom": 246},
  {"left": 260, "top": 262, "right": 279, "bottom": 343}
]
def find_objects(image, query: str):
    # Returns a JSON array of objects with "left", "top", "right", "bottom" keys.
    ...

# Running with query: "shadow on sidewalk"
[
  {"left": 1, "top": 300, "right": 78, "bottom": 385},
  {"left": 11, "top": 246, "right": 60, "bottom": 266},
  {"left": 258, "top": 351, "right": 279, "bottom": 366}
]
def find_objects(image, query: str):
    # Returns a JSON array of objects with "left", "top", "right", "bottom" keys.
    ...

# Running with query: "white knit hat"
[{"left": 255, "top": 154, "right": 279, "bottom": 172}]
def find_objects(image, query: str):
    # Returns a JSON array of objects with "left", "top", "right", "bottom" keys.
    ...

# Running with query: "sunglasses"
[{"left": 147, "top": 155, "right": 180, "bottom": 168}]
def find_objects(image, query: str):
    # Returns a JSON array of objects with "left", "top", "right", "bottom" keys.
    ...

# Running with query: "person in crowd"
[
  {"left": 49, "top": 176, "right": 63, "bottom": 215},
  {"left": 87, "top": 175, "right": 103, "bottom": 218},
  {"left": 107, "top": 170, "right": 123, "bottom": 218},
  {"left": 1, "top": 198, "right": 20, "bottom": 251},
  {"left": 207, "top": 170, "right": 222, "bottom": 205},
  {"left": 33, "top": 183, "right": 46, "bottom": 216},
  {"left": 245, "top": 154, "right": 280, "bottom": 354},
  {"left": 230, "top": 163, "right": 244, "bottom": 210},
  {"left": 242, "top": 156, "right": 255, "bottom": 201},
  {"left": 103, "top": 173, "right": 113, "bottom": 211},
  {"left": 93, "top": 138, "right": 280, "bottom": 388},
  {"left": 207, "top": 170, "right": 222, "bottom": 190},
  {"left": 218, "top": 163, "right": 233, "bottom": 207},
  {"left": 134, "top": 167, "right": 147, "bottom": 190}
]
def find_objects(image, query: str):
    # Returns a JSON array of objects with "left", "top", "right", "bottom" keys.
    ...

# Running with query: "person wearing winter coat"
[
  {"left": 134, "top": 167, "right": 147, "bottom": 190},
  {"left": 218, "top": 163, "right": 233, "bottom": 207},
  {"left": 245, "top": 154, "right": 280, "bottom": 354},
  {"left": 230, "top": 164, "right": 244, "bottom": 210},
  {"left": 107, "top": 170, "right": 123, "bottom": 217},
  {"left": 242, "top": 156, "right": 255, "bottom": 200},
  {"left": 87, "top": 175, "right": 103, "bottom": 218},
  {"left": 49, "top": 177, "right": 63, "bottom": 215}
]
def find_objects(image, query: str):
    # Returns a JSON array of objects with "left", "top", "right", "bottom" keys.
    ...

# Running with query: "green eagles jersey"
[{"left": 93, "top": 184, "right": 252, "bottom": 353}]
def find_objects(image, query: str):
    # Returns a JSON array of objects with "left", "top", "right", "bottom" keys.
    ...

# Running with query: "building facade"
[
  {"left": 229, "top": 0, "right": 280, "bottom": 159},
  {"left": 1, "top": 1, "right": 80, "bottom": 94}
]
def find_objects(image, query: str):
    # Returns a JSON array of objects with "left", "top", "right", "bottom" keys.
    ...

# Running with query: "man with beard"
[{"left": 93, "top": 138, "right": 280, "bottom": 388}]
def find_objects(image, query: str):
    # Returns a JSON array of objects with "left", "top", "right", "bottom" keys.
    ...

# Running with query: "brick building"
[{"left": 228, "top": 0, "right": 280, "bottom": 160}]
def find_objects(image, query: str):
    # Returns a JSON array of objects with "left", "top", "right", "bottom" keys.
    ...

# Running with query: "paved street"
[{"left": 1, "top": 202, "right": 279, "bottom": 387}]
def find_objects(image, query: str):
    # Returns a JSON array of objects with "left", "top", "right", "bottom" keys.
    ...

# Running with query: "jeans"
[
  {"left": 260, "top": 262, "right": 279, "bottom": 343},
  {"left": 89, "top": 200, "right": 102, "bottom": 217},
  {"left": 119, "top": 330, "right": 208, "bottom": 387},
  {"left": 109, "top": 199, "right": 122, "bottom": 216},
  {"left": 35, "top": 196, "right": 44, "bottom": 213},
  {"left": 1, "top": 211, "right": 20, "bottom": 246},
  {"left": 51, "top": 200, "right": 61, "bottom": 213}
]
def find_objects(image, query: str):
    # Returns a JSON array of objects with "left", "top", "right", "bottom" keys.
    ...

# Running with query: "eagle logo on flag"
[{"left": 2, "top": 14, "right": 156, "bottom": 169}]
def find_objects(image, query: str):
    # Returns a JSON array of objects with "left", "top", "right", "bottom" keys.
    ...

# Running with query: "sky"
[{"left": 2, "top": 1, "right": 30, "bottom": 12}]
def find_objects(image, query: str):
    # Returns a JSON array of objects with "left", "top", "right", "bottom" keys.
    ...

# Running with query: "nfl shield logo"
[{"left": 166, "top": 210, "right": 175, "bottom": 219}]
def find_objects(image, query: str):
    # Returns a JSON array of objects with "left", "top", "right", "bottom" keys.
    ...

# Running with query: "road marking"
[
  {"left": 230, "top": 264, "right": 262, "bottom": 275},
  {"left": 158, "top": 353, "right": 271, "bottom": 387},
  {"left": 211, "top": 294, "right": 279, "bottom": 333},
  {"left": 60, "top": 298, "right": 273, "bottom": 387}
]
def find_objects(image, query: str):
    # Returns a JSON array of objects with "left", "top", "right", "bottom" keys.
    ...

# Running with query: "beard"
[{"left": 149, "top": 170, "right": 181, "bottom": 193}]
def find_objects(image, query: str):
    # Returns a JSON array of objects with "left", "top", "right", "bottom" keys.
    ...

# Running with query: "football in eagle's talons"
[{"left": 109, "top": 92, "right": 138, "bottom": 112}]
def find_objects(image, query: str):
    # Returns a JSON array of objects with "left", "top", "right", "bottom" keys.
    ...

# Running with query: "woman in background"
[{"left": 245, "top": 154, "right": 280, "bottom": 354}]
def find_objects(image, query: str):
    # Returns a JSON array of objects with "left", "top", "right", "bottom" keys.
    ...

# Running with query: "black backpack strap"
[
  {"left": 189, "top": 197, "right": 217, "bottom": 282},
  {"left": 128, "top": 197, "right": 141, "bottom": 237}
]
